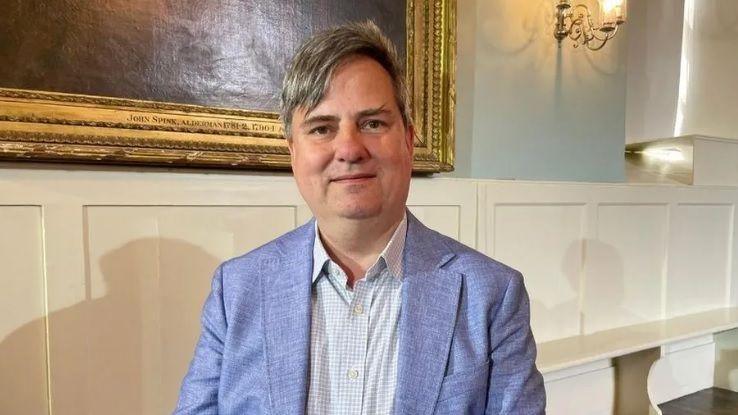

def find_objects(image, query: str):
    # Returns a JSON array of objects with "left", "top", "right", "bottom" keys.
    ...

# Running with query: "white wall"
[
  {"left": 676, "top": 0, "right": 738, "bottom": 139},
  {"left": 453, "top": 0, "right": 627, "bottom": 182},
  {"left": 625, "top": 0, "right": 685, "bottom": 143}
]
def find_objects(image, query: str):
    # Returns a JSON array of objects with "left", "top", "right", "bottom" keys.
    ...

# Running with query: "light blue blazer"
[{"left": 174, "top": 213, "right": 545, "bottom": 414}]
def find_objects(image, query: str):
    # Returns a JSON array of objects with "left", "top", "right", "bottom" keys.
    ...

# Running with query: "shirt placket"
[{"left": 341, "top": 274, "right": 376, "bottom": 415}]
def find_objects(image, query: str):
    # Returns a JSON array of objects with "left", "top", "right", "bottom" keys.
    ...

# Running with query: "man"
[{"left": 175, "top": 21, "right": 545, "bottom": 414}]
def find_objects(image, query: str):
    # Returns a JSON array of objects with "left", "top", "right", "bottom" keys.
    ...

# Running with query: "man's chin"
[{"left": 333, "top": 204, "right": 382, "bottom": 221}]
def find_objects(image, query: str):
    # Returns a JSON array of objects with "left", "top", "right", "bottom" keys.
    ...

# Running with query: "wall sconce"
[{"left": 554, "top": 0, "right": 626, "bottom": 50}]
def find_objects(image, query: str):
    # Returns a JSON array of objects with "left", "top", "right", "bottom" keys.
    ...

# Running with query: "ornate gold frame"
[{"left": 0, "top": 0, "right": 455, "bottom": 172}]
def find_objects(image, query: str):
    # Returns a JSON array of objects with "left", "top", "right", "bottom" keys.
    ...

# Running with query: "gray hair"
[{"left": 280, "top": 21, "right": 411, "bottom": 138}]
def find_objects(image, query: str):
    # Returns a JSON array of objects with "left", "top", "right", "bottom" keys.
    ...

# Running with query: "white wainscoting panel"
[
  {"left": 667, "top": 204, "right": 734, "bottom": 317},
  {"left": 586, "top": 204, "right": 667, "bottom": 333},
  {"left": 82, "top": 206, "right": 297, "bottom": 414},
  {"left": 0, "top": 205, "right": 47, "bottom": 415}
]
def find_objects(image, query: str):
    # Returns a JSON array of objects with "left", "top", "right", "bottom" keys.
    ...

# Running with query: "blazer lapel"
[
  {"left": 261, "top": 221, "right": 314, "bottom": 415},
  {"left": 395, "top": 214, "right": 461, "bottom": 414}
]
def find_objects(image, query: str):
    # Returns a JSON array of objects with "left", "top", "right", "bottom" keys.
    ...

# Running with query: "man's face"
[{"left": 288, "top": 55, "right": 414, "bottom": 225}]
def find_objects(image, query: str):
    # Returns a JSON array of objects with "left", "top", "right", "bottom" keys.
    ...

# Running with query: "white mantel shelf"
[{"left": 537, "top": 307, "right": 738, "bottom": 374}]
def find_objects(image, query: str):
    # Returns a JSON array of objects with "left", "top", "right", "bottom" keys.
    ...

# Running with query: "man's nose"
[{"left": 334, "top": 126, "right": 369, "bottom": 163}]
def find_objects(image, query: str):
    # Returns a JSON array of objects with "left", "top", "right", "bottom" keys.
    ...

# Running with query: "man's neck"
[{"left": 316, "top": 212, "right": 404, "bottom": 287}]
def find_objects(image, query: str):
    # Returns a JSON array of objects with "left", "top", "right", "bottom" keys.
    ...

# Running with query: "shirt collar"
[{"left": 311, "top": 213, "right": 408, "bottom": 284}]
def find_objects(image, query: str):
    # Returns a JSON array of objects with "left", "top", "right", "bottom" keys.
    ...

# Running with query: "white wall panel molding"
[
  {"left": 1, "top": 164, "right": 738, "bottom": 414},
  {"left": 479, "top": 180, "right": 738, "bottom": 343},
  {"left": 0, "top": 205, "right": 47, "bottom": 415},
  {"left": 43, "top": 204, "right": 90, "bottom": 413}
]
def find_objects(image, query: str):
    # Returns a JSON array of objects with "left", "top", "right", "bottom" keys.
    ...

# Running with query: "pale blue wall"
[{"left": 451, "top": 0, "right": 627, "bottom": 182}]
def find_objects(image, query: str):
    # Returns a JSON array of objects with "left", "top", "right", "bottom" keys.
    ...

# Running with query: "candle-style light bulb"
[{"left": 600, "top": 0, "right": 626, "bottom": 29}]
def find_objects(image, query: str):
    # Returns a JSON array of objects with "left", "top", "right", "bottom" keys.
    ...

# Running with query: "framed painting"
[{"left": 0, "top": 0, "right": 455, "bottom": 172}]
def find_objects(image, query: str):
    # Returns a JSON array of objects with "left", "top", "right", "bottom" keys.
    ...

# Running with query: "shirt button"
[
  {"left": 353, "top": 304, "right": 364, "bottom": 315},
  {"left": 348, "top": 369, "right": 359, "bottom": 379}
]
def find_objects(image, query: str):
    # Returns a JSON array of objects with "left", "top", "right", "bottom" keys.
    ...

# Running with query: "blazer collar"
[{"left": 394, "top": 212, "right": 461, "bottom": 414}]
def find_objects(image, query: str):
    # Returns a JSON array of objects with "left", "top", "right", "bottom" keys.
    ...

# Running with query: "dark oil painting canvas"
[{"left": 0, "top": 0, "right": 405, "bottom": 111}]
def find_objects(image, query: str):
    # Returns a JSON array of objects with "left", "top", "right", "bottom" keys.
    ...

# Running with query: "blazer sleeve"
[
  {"left": 173, "top": 265, "right": 228, "bottom": 415},
  {"left": 486, "top": 271, "right": 546, "bottom": 414}
]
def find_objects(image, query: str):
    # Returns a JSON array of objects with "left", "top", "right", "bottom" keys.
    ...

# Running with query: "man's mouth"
[{"left": 331, "top": 173, "right": 376, "bottom": 183}]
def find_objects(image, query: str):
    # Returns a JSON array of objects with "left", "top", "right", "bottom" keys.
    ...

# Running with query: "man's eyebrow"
[
  {"left": 301, "top": 114, "right": 339, "bottom": 127},
  {"left": 357, "top": 105, "right": 391, "bottom": 118},
  {"left": 300, "top": 105, "right": 392, "bottom": 127}
]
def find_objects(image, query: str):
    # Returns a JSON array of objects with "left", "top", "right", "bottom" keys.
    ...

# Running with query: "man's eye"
[
  {"left": 362, "top": 120, "right": 385, "bottom": 130},
  {"left": 309, "top": 126, "right": 330, "bottom": 135}
]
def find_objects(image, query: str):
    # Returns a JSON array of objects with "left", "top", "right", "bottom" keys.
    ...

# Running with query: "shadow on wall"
[
  {"left": 530, "top": 238, "right": 586, "bottom": 342},
  {"left": 582, "top": 238, "right": 642, "bottom": 332},
  {"left": 0, "top": 238, "right": 219, "bottom": 415},
  {"left": 530, "top": 238, "right": 638, "bottom": 342}
]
